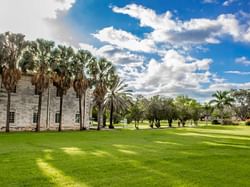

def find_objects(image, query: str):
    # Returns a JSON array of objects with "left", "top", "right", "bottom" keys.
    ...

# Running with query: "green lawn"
[{"left": 0, "top": 126, "right": 250, "bottom": 187}]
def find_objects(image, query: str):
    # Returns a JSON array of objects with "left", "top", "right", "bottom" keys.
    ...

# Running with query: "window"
[
  {"left": 55, "top": 113, "right": 60, "bottom": 123},
  {"left": 33, "top": 112, "right": 38, "bottom": 123},
  {"left": 9, "top": 112, "right": 15, "bottom": 123},
  {"left": 76, "top": 93, "right": 80, "bottom": 98},
  {"left": 75, "top": 113, "right": 80, "bottom": 123}
]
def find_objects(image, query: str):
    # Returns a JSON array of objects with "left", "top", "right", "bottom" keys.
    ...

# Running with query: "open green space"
[{"left": 0, "top": 125, "right": 250, "bottom": 187}]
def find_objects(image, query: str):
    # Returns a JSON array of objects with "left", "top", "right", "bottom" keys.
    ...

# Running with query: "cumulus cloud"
[
  {"left": 90, "top": 4, "right": 250, "bottom": 100},
  {"left": 0, "top": 0, "right": 76, "bottom": 44},
  {"left": 235, "top": 56, "right": 250, "bottom": 66},
  {"left": 111, "top": 4, "right": 250, "bottom": 46},
  {"left": 93, "top": 27, "right": 155, "bottom": 53},
  {"left": 126, "top": 49, "right": 213, "bottom": 98},
  {"left": 79, "top": 43, "right": 146, "bottom": 79}
]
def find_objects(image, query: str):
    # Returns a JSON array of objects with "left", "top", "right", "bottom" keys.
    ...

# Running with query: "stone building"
[{"left": 0, "top": 75, "right": 92, "bottom": 131}]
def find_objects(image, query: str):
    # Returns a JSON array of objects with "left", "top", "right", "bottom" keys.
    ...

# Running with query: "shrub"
[
  {"left": 222, "top": 120, "right": 233, "bottom": 125},
  {"left": 211, "top": 119, "right": 221, "bottom": 125},
  {"left": 221, "top": 120, "right": 239, "bottom": 125},
  {"left": 246, "top": 120, "right": 250, "bottom": 126}
]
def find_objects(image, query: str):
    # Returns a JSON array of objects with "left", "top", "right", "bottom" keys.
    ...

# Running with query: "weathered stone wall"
[{"left": 0, "top": 75, "right": 91, "bottom": 131}]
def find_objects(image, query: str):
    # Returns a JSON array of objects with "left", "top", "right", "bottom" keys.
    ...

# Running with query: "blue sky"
[{"left": 0, "top": 0, "right": 249, "bottom": 100}]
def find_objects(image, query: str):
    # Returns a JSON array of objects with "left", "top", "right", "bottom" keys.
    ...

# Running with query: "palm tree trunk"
[
  {"left": 36, "top": 92, "right": 42, "bottom": 132},
  {"left": 6, "top": 92, "right": 11, "bottom": 133},
  {"left": 79, "top": 95, "right": 83, "bottom": 130},
  {"left": 97, "top": 103, "right": 102, "bottom": 130},
  {"left": 82, "top": 91, "right": 86, "bottom": 130},
  {"left": 59, "top": 95, "right": 63, "bottom": 132},
  {"left": 46, "top": 84, "right": 50, "bottom": 129},
  {"left": 109, "top": 98, "right": 114, "bottom": 129}
]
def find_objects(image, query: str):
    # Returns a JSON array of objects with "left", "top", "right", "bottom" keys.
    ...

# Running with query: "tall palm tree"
[
  {"left": 72, "top": 50, "right": 92, "bottom": 130},
  {"left": 209, "top": 90, "right": 234, "bottom": 120},
  {"left": 87, "top": 58, "right": 115, "bottom": 130},
  {"left": 20, "top": 39, "right": 54, "bottom": 131},
  {"left": 51, "top": 45, "right": 74, "bottom": 132},
  {"left": 0, "top": 32, "right": 27, "bottom": 132},
  {"left": 105, "top": 75, "right": 132, "bottom": 129}
]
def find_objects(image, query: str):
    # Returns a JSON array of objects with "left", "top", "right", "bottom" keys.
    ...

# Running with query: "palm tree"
[
  {"left": 209, "top": 90, "right": 234, "bottom": 121},
  {"left": 87, "top": 58, "right": 115, "bottom": 130},
  {"left": 20, "top": 39, "right": 54, "bottom": 132},
  {"left": 0, "top": 32, "right": 27, "bottom": 132},
  {"left": 51, "top": 45, "right": 74, "bottom": 132},
  {"left": 72, "top": 50, "right": 92, "bottom": 130},
  {"left": 105, "top": 75, "right": 132, "bottom": 129}
]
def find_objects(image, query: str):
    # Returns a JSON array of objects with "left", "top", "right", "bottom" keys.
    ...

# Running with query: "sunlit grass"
[{"left": 0, "top": 125, "right": 250, "bottom": 186}]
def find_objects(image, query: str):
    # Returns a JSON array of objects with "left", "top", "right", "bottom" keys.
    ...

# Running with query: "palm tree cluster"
[{"left": 0, "top": 32, "right": 131, "bottom": 132}]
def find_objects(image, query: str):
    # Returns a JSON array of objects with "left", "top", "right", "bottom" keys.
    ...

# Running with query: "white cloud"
[
  {"left": 225, "top": 70, "right": 250, "bottom": 75},
  {"left": 203, "top": 0, "right": 217, "bottom": 3},
  {"left": 113, "top": 4, "right": 177, "bottom": 31},
  {"left": 112, "top": 4, "right": 250, "bottom": 46},
  {"left": 79, "top": 43, "right": 146, "bottom": 79},
  {"left": 223, "top": 0, "right": 236, "bottom": 6},
  {"left": 235, "top": 56, "right": 250, "bottom": 66},
  {"left": 126, "top": 49, "right": 213, "bottom": 98},
  {"left": 0, "top": 0, "right": 76, "bottom": 44},
  {"left": 93, "top": 26, "right": 155, "bottom": 53}
]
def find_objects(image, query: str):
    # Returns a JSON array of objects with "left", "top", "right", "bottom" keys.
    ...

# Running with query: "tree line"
[{"left": 121, "top": 90, "right": 249, "bottom": 128}]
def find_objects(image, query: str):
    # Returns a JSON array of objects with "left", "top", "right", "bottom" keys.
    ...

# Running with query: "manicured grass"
[{"left": 0, "top": 126, "right": 250, "bottom": 187}]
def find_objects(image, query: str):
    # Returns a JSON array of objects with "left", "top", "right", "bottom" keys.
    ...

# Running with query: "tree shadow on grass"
[{"left": 1, "top": 128, "right": 250, "bottom": 187}]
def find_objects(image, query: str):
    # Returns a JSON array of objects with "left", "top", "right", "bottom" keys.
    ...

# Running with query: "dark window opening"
[
  {"left": 75, "top": 113, "right": 80, "bottom": 123},
  {"left": 9, "top": 112, "right": 15, "bottom": 123},
  {"left": 33, "top": 112, "right": 38, "bottom": 123},
  {"left": 55, "top": 113, "right": 60, "bottom": 123}
]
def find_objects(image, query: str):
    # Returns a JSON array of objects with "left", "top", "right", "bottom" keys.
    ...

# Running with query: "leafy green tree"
[
  {"left": 51, "top": 45, "right": 74, "bottom": 132},
  {"left": 231, "top": 89, "right": 250, "bottom": 120},
  {"left": 145, "top": 95, "right": 163, "bottom": 128},
  {"left": 202, "top": 102, "right": 214, "bottom": 125},
  {"left": 128, "top": 99, "right": 144, "bottom": 129},
  {"left": 188, "top": 99, "right": 202, "bottom": 125},
  {"left": 0, "top": 32, "right": 27, "bottom": 132},
  {"left": 174, "top": 96, "right": 192, "bottom": 127},
  {"left": 20, "top": 39, "right": 54, "bottom": 132},
  {"left": 162, "top": 98, "right": 177, "bottom": 127}
]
